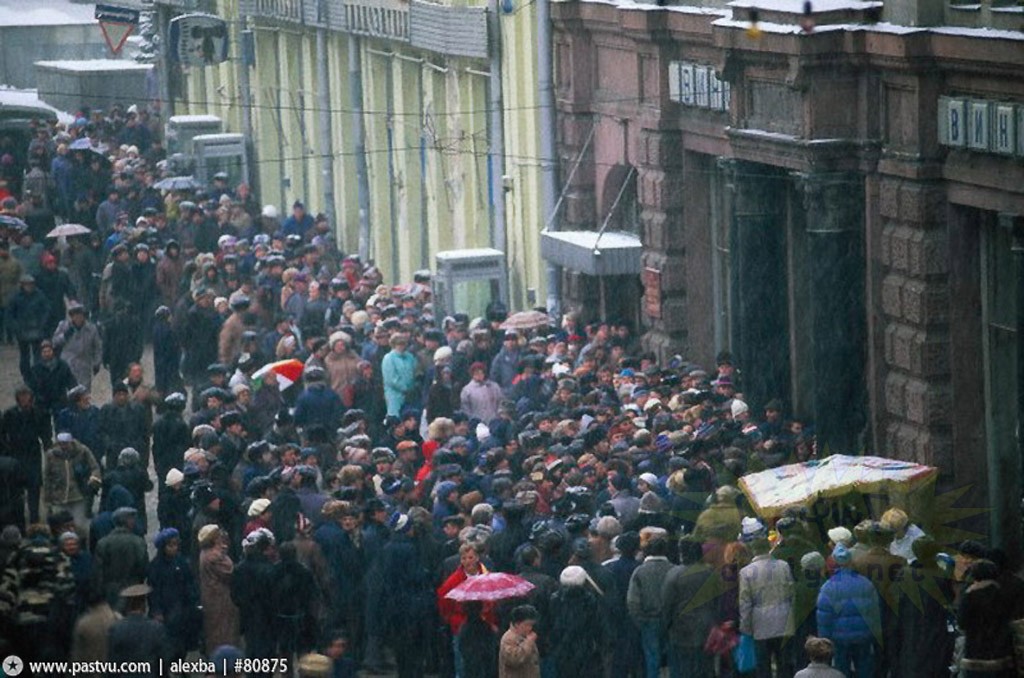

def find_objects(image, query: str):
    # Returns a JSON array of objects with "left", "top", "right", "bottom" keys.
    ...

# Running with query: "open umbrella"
[
  {"left": 443, "top": 573, "right": 535, "bottom": 602},
  {"left": 252, "top": 358, "right": 305, "bottom": 391},
  {"left": 46, "top": 223, "right": 91, "bottom": 239},
  {"left": 500, "top": 310, "right": 551, "bottom": 331},
  {"left": 153, "top": 176, "right": 202, "bottom": 192},
  {"left": 0, "top": 215, "right": 27, "bottom": 231},
  {"left": 69, "top": 138, "right": 109, "bottom": 155}
]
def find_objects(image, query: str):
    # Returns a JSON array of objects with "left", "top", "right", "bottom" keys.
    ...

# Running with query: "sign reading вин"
[{"left": 938, "top": 96, "right": 1024, "bottom": 157}]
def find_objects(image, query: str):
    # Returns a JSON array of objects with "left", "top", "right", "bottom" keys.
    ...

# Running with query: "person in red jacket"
[{"left": 437, "top": 542, "right": 498, "bottom": 676}]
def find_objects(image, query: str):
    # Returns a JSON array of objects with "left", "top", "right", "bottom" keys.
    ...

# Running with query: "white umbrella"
[{"left": 46, "top": 223, "right": 91, "bottom": 239}]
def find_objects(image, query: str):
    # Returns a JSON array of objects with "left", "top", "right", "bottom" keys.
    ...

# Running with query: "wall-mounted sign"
[
  {"left": 95, "top": 4, "right": 140, "bottom": 55},
  {"left": 668, "top": 61, "right": 730, "bottom": 113},
  {"left": 938, "top": 96, "right": 1024, "bottom": 158},
  {"left": 169, "top": 13, "right": 229, "bottom": 66}
]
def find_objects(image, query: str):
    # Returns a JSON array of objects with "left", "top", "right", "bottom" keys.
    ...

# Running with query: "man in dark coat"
[
  {"left": 662, "top": 538, "right": 719, "bottom": 676},
  {"left": 98, "top": 383, "right": 149, "bottom": 470},
  {"left": 107, "top": 584, "right": 171, "bottom": 678},
  {"left": 231, "top": 528, "right": 278, "bottom": 670},
  {"left": 314, "top": 501, "right": 366, "bottom": 640},
  {"left": 93, "top": 507, "right": 148, "bottom": 604},
  {"left": 1, "top": 385, "right": 51, "bottom": 523},
  {"left": 28, "top": 340, "right": 77, "bottom": 417},
  {"left": 271, "top": 541, "right": 320, "bottom": 657},
  {"left": 152, "top": 393, "right": 190, "bottom": 495},
  {"left": 8, "top": 274, "right": 50, "bottom": 382},
  {"left": 152, "top": 306, "right": 183, "bottom": 396},
  {"left": 182, "top": 290, "right": 221, "bottom": 386},
  {"left": 55, "top": 387, "right": 101, "bottom": 462},
  {"left": 375, "top": 514, "right": 433, "bottom": 678}
]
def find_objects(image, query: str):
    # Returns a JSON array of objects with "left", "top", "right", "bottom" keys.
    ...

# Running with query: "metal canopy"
[{"left": 540, "top": 230, "right": 642, "bottom": 277}]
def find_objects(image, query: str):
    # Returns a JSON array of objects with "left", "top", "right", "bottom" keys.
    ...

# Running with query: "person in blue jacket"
[{"left": 816, "top": 544, "right": 881, "bottom": 678}]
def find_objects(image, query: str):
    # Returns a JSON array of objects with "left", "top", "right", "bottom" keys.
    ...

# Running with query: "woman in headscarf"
[
  {"left": 147, "top": 528, "right": 199, "bottom": 660},
  {"left": 197, "top": 524, "right": 240, "bottom": 652}
]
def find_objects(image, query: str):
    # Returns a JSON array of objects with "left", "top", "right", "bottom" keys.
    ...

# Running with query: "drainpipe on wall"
[
  {"left": 349, "top": 37, "right": 372, "bottom": 262},
  {"left": 537, "top": 0, "right": 560, "bottom": 317},
  {"left": 315, "top": 11, "right": 337, "bottom": 238},
  {"left": 488, "top": 0, "right": 508, "bottom": 258}
]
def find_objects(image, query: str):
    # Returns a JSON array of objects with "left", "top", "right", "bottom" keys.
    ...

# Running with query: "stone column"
[
  {"left": 794, "top": 171, "right": 868, "bottom": 455},
  {"left": 719, "top": 159, "right": 791, "bottom": 411}
]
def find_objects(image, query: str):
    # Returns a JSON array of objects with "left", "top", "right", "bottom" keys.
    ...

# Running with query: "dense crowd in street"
[{"left": 0, "top": 103, "right": 1022, "bottom": 678}]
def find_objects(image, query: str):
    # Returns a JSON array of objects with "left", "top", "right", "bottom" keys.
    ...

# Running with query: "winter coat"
[
  {"left": 549, "top": 585, "right": 608, "bottom": 678},
  {"left": 43, "top": 440, "right": 101, "bottom": 506},
  {"left": 661, "top": 561, "right": 719, "bottom": 649},
  {"left": 97, "top": 401, "right": 148, "bottom": 469},
  {"left": 739, "top": 554, "right": 794, "bottom": 640},
  {"left": 54, "top": 405, "right": 100, "bottom": 461},
  {"left": 107, "top": 614, "right": 170, "bottom": 678},
  {"left": 52, "top": 319, "right": 102, "bottom": 390},
  {"left": 1, "top": 403, "right": 51, "bottom": 485},
  {"left": 93, "top": 526, "right": 148, "bottom": 602},
  {"left": 693, "top": 501, "right": 743, "bottom": 543},
  {"left": 314, "top": 521, "right": 365, "bottom": 621},
  {"left": 459, "top": 614, "right": 499, "bottom": 678},
  {"left": 381, "top": 348, "right": 417, "bottom": 417},
  {"left": 182, "top": 305, "right": 221, "bottom": 381},
  {"left": 270, "top": 557, "right": 320, "bottom": 654},
  {"left": 231, "top": 552, "right": 277, "bottom": 652},
  {"left": 152, "top": 412, "right": 190, "bottom": 480},
  {"left": 499, "top": 626, "right": 541, "bottom": 678},
  {"left": 325, "top": 349, "right": 361, "bottom": 406},
  {"left": 959, "top": 579, "right": 1014, "bottom": 662},
  {"left": 28, "top": 358, "right": 77, "bottom": 414},
  {"left": 34, "top": 266, "right": 75, "bottom": 334},
  {"left": 71, "top": 602, "right": 120, "bottom": 663},
  {"left": 147, "top": 552, "right": 199, "bottom": 652},
  {"left": 293, "top": 384, "right": 343, "bottom": 430},
  {"left": 896, "top": 563, "right": 954, "bottom": 676},
  {"left": 460, "top": 379, "right": 504, "bottom": 423},
  {"left": 199, "top": 545, "right": 240, "bottom": 650},
  {"left": 0, "top": 534, "right": 76, "bottom": 626},
  {"left": 218, "top": 312, "right": 246, "bottom": 366},
  {"left": 627, "top": 555, "right": 674, "bottom": 622},
  {"left": 0, "top": 254, "right": 23, "bottom": 306},
  {"left": 152, "top": 319, "right": 182, "bottom": 394},
  {"left": 815, "top": 567, "right": 881, "bottom": 644},
  {"left": 7, "top": 286, "right": 50, "bottom": 341},
  {"left": 376, "top": 533, "right": 433, "bottom": 637}
]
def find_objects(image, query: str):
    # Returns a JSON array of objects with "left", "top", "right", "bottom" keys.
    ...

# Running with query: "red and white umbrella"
[
  {"left": 252, "top": 358, "right": 305, "bottom": 390},
  {"left": 443, "top": 573, "right": 535, "bottom": 602}
]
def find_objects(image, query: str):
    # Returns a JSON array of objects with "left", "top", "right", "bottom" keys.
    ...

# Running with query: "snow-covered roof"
[
  {"left": 436, "top": 248, "right": 506, "bottom": 261},
  {"left": 0, "top": 87, "right": 74, "bottom": 124},
  {"left": 729, "top": 0, "right": 882, "bottom": 13},
  {"left": 35, "top": 59, "right": 153, "bottom": 72},
  {"left": 0, "top": 0, "right": 97, "bottom": 27},
  {"left": 169, "top": 114, "right": 224, "bottom": 125},
  {"left": 543, "top": 230, "right": 642, "bottom": 250}
]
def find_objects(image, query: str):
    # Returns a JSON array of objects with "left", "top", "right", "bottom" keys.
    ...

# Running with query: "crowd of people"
[{"left": 0, "top": 103, "right": 1022, "bottom": 678}]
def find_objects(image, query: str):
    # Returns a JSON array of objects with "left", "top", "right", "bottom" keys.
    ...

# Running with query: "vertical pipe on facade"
[
  {"left": 238, "top": 14, "right": 256, "bottom": 197},
  {"left": 274, "top": 30, "right": 288, "bottom": 208},
  {"left": 419, "top": 64, "right": 429, "bottom": 270},
  {"left": 349, "top": 37, "right": 372, "bottom": 263},
  {"left": 385, "top": 56, "right": 400, "bottom": 280},
  {"left": 157, "top": 5, "right": 174, "bottom": 118},
  {"left": 537, "top": 0, "right": 559, "bottom": 316},
  {"left": 488, "top": 0, "right": 508, "bottom": 258},
  {"left": 315, "top": 21, "right": 337, "bottom": 238},
  {"left": 1012, "top": 219, "right": 1024, "bottom": 563},
  {"left": 295, "top": 36, "right": 310, "bottom": 202}
]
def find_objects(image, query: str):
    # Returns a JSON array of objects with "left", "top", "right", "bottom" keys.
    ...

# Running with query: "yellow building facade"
[{"left": 160, "top": 0, "right": 546, "bottom": 309}]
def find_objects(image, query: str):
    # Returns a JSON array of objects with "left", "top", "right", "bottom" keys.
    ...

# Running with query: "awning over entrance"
[{"left": 540, "top": 230, "right": 642, "bottom": 276}]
